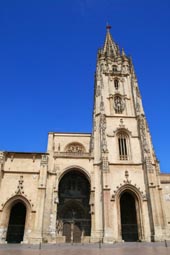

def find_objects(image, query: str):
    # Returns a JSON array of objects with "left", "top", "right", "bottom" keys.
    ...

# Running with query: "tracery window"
[{"left": 118, "top": 132, "right": 129, "bottom": 160}]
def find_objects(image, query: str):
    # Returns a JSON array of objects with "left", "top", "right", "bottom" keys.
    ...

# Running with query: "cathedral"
[{"left": 0, "top": 26, "right": 170, "bottom": 244}]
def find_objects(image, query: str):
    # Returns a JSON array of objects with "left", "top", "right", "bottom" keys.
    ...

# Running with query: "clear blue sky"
[{"left": 0, "top": 0, "right": 170, "bottom": 173}]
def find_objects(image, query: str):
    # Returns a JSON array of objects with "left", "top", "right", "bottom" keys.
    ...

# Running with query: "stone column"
[
  {"left": 30, "top": 155, "right": 48, "bottom": 243},
  {"left": 91, "top": 165, "right": 103, "bottom": 242},
  {"left": 102, "top": 170, "right": 113, "bottom": 243},
  {"left": 89, "top": 190, "right": 95, "bottom": 239},
  {"left": 103, "top": 187, "right": 113, "bottom": 242},
  {"left": 49, "top": 174, "right": 58, "bottom": 242}
]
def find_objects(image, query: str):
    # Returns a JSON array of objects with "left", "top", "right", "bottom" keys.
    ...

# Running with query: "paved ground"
[{"left": 0, "top": 242, "right": 170, "bottom": 255}]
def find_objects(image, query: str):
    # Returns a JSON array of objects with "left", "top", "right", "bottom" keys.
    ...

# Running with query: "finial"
[{"left": 106, "top": 24, "right": 111, "bottom": 31}]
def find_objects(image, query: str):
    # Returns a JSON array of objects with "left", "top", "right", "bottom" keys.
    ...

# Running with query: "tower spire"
[{"left": 103, "top": 25, "right": 120, "bottom": 57}]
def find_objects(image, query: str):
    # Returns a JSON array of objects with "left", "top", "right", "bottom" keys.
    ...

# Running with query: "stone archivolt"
[
  {"left": 0, "top": 176, "right": 35, "bottom": 213},
  {"left": 111, "top": 171, "right": 147, "bottom": 202}
]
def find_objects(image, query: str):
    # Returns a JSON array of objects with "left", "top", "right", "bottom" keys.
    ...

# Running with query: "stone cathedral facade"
[{"left": 0, "top": 27, "right": 170, "bottom": 244}]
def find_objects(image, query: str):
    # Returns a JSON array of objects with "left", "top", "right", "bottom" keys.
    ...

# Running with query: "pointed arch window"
[
  {"left": 114, "top": 79, "right": 119, "bottom": 90},
  {"left": 118, "top": 132, "right": 129, "bottom": 160}
]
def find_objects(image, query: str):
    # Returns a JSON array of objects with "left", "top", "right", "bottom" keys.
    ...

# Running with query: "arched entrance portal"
[
  {"left": 120, "top": 192, "right": 139, "bottom": 241},
  {"left": 58, "top": 170, "right": 91, "bottom": 243},
  {"left": 6, "top": 202, "right": 26, "bottom": 243}
]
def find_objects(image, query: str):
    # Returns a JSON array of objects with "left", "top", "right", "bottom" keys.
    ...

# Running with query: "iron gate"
[
  {"left": 121, "top": 224, "right": 138, "bottom": 241},
  {"left": 61, "top": 219, "right": 91, "bottom": 243}
]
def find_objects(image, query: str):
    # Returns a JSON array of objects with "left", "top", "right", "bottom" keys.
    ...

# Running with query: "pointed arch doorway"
[
  {"left": 57, "top": 170, "right": 91, "bottom": 243},
  {"left": 120, "top": 192, "right": 139, "bottom": 241},
  {"left": 6, "top": 202, "right": 26, "bottom": 243}
]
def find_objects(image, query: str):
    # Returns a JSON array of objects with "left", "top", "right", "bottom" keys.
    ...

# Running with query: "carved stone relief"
[
  {"left": 101, "top": 75, "right": 104, "bottom": 88},
  {"left": 56, "top": 219, "right": 63, "bottom": 235},
  {"left": 41, "top": 155, "right": 48, "bottom": 166},
  {"left": 119, "top": 118, "right": 125, "bottom": 129},
  {"left": 136, "top": 99, "right": 141, "bottom": 113},
  {"left": 111, "top": 171, "right": 147, "bottom": 201},
  {"left": 100, "top": 62, "right": 107, "bottom": 73},
  {"left": 100, "top": 114, "right": 106, "bottom": 132},
  {"left": 16, "top": 176, "right": 24, "bottom": 195},
  {"left": 66, "top": 143, "right": 85, "bottom": 153},
  {"left": 0, "top": 152, "right": 5, "bottom": 165},
  {"left": 145, "top": 155, "right": 153, "bottom": 173},
  {"left": 135, "top": 87, "right": 141, "bottom": 113},
  {"left": 138, "top": 116, "right": 150, "bottom": 154},
  {"left": 100, "top": 96, "right": 105, "bottom": 112},
  {"left": 122, "top": 62, "right": 130, "bottom": 74},
  {"left": 96, "top": 85, "right": 101, "bottom": 97},
  {"left": 102, "top": 155, "right": 109, "bottom": 171},
  {"left": 138, "top": 115, "right": 154, "bottom": 172},
  {"left": 114, "top": 96, "right": 125, "bottom": 114},
  {"left": 0, "top": 176, "right": 35, "bottom": 212},
  {"left": 100, "top": 114, "right": 109, "bottom": 169}
]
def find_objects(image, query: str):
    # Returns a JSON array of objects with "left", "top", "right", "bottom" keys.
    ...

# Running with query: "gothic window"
[
  {"left": 113, "top": 65, "right": 117, "bottom": 72},
  {"left": 65, "top": 143, "right": 85, "bottom": 153},
  {"left": 114, "top": 96, "right": 125, "bottom": 114},
  {"left": 114, "top": 79, "right": 119, "bottom": 90},
  {"left": 118, "top": 132, "right": 129, "bottom": 160}
]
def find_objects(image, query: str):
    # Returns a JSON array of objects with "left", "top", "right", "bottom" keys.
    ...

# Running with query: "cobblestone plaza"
[{"left": 0, "top": 243, "right": 170, "bottom": 255}]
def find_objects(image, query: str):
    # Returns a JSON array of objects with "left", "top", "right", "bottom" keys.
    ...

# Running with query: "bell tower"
[
  {"left": 91, "top": 26, "right": 167, "bottom": 242},
  {"left": 92, "top": 25, "right": 146, "bottom": 167}
]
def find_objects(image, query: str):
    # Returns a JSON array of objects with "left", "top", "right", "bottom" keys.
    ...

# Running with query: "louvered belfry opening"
[{"left": 118, "top": 132, "right": 128, "bottom": 160}]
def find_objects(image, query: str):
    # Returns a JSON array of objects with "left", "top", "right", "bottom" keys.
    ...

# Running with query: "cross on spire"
[
  {"left": 103, "top": 24, "right": 120, "bottom": 57},
  {"left": 106, "top": 24, "right": 111, "bottom": 31}
]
